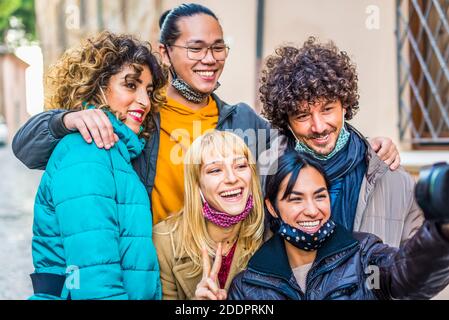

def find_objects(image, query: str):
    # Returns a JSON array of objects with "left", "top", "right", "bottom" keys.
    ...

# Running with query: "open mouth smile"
[{"left": 127, "top": 109, "right": 145, "bottom": 123}]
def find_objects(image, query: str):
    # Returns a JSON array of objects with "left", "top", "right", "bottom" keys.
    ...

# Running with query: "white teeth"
[
  {"left": 298, "top": 221, "right": 320, "bottom": 228},
  {"left": 315, "top": 135, "right": 329, "bottom": 141},
  {"left": 128, "top": 112, "right": 142, "bottom": 119},
  {"left": 220, "top": 188, "right": 242, "bottom": 197},
  {"left": 196, "top": 71, "right": 214, "bottom": 77}
]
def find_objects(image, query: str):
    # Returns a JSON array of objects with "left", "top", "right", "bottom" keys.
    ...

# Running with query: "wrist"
[{"left": 50, "top": 111, "right": 76, "bottom": 139}]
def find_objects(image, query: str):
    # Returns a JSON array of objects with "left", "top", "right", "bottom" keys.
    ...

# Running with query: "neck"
[
  {"left": 284, "top": 240, "right": 316, "bottom": 268},
  {"left": 167, "top": 84, "right": 210, "bottom": 111},
  {"left": 206, "top": 220, "right": 241, "bottom": 250}
]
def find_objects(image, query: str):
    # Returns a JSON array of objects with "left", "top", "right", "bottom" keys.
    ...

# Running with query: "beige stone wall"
[
  {"left": 35, "top": 0, "right": 402, "bottom": 147},
  {"left": 35, "top": 0, "right": 161, "bottom": 68},
  {"left": 0, "top": 55, "right": 29, "bottom": 142}
]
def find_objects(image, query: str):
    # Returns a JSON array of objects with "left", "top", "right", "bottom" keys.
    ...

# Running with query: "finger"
[
  {"left": 201, "top": 246, "right": 211, "bottom": 279},
  {"left": 113, "top": 133, "right": 119, "bottom": 143},
  {"left": 217, "top": 289, "right": 227, "bottom": 300},
  {"left": 389, "top": 154, "right": 401, "bottom": 171},
  {"left": 368, "top": 138, "right": 381, "bottom": 152},
  {"left": 206, "top": 278, "right": 220, "bottom": 295},
  {"left": 195, "top": 287, "right": 218, "bottom": 300},
  {"left": 375, "top": 141, "right": 392, "bottom": 160},
  {"left": 381, "top": 146, "right": 396, "bottom": 164},
  {"left": 75, "top": 120, "right": 92, "bottom": 144},
  {"left": 202, "top": 290, "right": 218, "bottom": 300},
  {"left": 91, "top": 111, "right": 113, "bottom": 149},
  {"left": 95, "top": 110, "right": 115, "bottom": 149},
  {"left": 82, "top": 116, "right": 104, "bottom": 148},
  {"left": 210, "top": 243, "right": 223, "bottom": 281}
]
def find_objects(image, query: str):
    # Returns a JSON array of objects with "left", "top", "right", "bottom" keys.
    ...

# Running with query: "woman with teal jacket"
[{"left": 30, "top": 31, "right": 167, "bottom": 300}]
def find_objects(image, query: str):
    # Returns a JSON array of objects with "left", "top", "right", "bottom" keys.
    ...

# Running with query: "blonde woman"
[{"left": 153, "top": 130, "right": 264, "bottom": 300}]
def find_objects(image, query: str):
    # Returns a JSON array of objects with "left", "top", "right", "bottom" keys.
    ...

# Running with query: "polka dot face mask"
[{"left": 277, "top": 219, "right": 336, "bottom": 251}]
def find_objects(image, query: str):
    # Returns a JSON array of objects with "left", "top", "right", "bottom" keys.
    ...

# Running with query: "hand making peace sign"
[{"left": 194, "top": 242, "right": 227, "bottom": 300}]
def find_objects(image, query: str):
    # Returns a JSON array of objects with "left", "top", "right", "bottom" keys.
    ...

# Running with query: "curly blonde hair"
[{"left": 45, "top": 31, "right": 168, "bottom": 137}]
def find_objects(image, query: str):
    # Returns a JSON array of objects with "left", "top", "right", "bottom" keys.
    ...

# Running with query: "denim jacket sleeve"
[{"left": 12, "top": 110, "right": 74, "bottom": 170}]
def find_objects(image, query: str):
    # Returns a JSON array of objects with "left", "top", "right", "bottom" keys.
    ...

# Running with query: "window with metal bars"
[{"left": 397, "top": 0, "right": 449, "bottom": 149}]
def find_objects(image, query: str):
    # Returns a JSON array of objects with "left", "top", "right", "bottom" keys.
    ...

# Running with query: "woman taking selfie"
[{"left": 228, "top": 152, "right": 449, "bottom": 300}]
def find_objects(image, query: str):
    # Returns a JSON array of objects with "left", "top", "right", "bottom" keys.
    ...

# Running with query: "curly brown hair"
[
  {"left": 260, "top": 37, "right": 359, "bottom": 134},
  {"left": 45, "top": 31, "right": 168, "bottom": 138}
]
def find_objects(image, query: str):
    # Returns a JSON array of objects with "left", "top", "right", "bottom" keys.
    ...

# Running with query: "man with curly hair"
[{"left": 260, "top": 37, "right": 423, "bottom": 247}]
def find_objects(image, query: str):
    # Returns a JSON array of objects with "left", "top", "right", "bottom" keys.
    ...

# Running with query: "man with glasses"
[{"left": 12, "top": 4, "right": 273, "bottom": 224}]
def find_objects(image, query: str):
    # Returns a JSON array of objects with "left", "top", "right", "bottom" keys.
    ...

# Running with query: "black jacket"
[
  {"left": 12, "top": 94, "right": 272, "bottom": 200},
  {"left": 228, "top": 222, "right": 449, "bottom": 300}
]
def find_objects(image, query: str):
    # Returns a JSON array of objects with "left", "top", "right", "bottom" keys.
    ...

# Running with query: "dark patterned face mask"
[
  {"left": 277, "top": 219, "right": 336, "bottom": 251},
  {"left": 171, "top": 76, "right": 220, "bottom": 104}
]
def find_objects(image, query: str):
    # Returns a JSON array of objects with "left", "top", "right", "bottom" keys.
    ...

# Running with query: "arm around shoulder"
[{"left": 12, "top": 109, "right": 74, "bottom": 170}]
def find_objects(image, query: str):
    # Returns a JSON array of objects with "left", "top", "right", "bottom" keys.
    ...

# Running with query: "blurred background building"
[{"left": 0, "top": 0, "right": 448, "bottom": 299}]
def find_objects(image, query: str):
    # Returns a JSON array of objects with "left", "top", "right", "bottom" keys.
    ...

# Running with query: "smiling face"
[
  {"left": 161, "top": 13, "right": 226, "bottom": 95},
  {"left": 104, "top": 64, "right": 153, "bottom": 134},
  {"left": 288, "top": 99, "right": 345, "bottom": 156},
  {"left": 199, "top": 151, "right": 252, "bottom": 216},
  {"left": 267, "top": 165, "right": 331, "bottom": 234}
]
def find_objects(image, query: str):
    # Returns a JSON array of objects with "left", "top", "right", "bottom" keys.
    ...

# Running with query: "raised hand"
[
  {"left": 63, "top": 109, "right": 119, "bottom": 149},
  {"left": 194, "top": 242, "right": 227, "bottom": 300}
]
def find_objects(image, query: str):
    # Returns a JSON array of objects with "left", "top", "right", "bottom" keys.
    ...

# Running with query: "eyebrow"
[
  {"left": 186, "top": 39, "right": 225, "bottom": 45},
  {"left": 289, "top": 187, "right": 327, "bottom": 196},
  {"left": 124, "top": 74, "right": 154, "bottom": 88},
  {"left": 204, "top": 156, "right": 247, "bottom": 166}
]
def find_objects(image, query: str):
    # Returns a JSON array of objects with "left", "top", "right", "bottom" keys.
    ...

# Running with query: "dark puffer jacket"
[{"left": 228, "top": 222, "right": 449, "bottom": 300}]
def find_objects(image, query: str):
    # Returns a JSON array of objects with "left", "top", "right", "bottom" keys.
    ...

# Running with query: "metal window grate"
[{"left": 397, "top": 0, "right": 449, "bottom": 145}]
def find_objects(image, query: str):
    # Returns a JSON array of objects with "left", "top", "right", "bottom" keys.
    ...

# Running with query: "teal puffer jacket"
[{"left": 31, "top": 112, "right": 161, "bottom": 300}]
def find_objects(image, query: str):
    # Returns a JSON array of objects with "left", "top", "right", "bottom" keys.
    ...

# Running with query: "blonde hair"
[{"left": 166, "top": 130, "right": 264, "bottom": 277}]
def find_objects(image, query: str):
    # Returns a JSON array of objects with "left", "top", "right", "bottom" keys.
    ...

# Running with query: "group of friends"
[{"left": 13, "top": 3, "right": 449, "bottom": 300}]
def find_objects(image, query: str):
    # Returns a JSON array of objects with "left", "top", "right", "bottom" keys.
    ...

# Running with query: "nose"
[
  {"left": 303, "top": 199, "right": 320, "bottom": 218},
  {"left": 201, "top": 48, "right": 217, "bottom": 64},
  {"left": 310, "top": 113, "right": 326, "bottom": 134},
  {"left": 224, "top": 165, "right": 238, "bottom": 184},
  {"left": 136, "top": 88, "right": 150, "bottom": 109}
]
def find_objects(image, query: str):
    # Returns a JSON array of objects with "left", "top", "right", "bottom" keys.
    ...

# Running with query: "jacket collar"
[
  {"left": 248, "top": 224, "right": 359, "bottom": 282},
  {"left": 211, "top": 93, "right": 236, "bottom": 126},
  {"left": 106, "top": 112, "right": 146, "bottom": 162},
  {"left": 346, "top": 123, "right": 389, "bottom": 184}
]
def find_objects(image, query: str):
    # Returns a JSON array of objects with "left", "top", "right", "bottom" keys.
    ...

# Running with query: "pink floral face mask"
[{"left": 199, "top": 190, "right": 254, "bottom": 228}]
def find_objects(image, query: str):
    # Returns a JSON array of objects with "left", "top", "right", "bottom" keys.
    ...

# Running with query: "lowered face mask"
[
  {"left": 170, "top": 65, "right": 221, "bottom": 104},
  {"left": 199, "top": 190, "right": 253, "bottom": 228},
  {"left": 277, "top": 218, "right": 336, "bottom": 251}
]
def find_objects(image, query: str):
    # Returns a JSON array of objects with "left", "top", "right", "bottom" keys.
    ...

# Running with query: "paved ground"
[{"left": 0, "top": 145, "right": 42, "bottom": 300}]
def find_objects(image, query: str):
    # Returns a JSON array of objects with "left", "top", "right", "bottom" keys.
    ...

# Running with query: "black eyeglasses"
[{"left": 169, "top": 43, "right": 230, "bottom": 61}]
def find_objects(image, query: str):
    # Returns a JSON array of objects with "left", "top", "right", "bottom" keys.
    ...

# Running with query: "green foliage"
[{"left": 0, "top": 0, "right": 36, "bottom": 43}]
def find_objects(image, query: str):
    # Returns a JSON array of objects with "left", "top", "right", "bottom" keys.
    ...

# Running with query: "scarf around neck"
[{"left": 293, "top": 125, "right": 367, "bottom": 231}]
